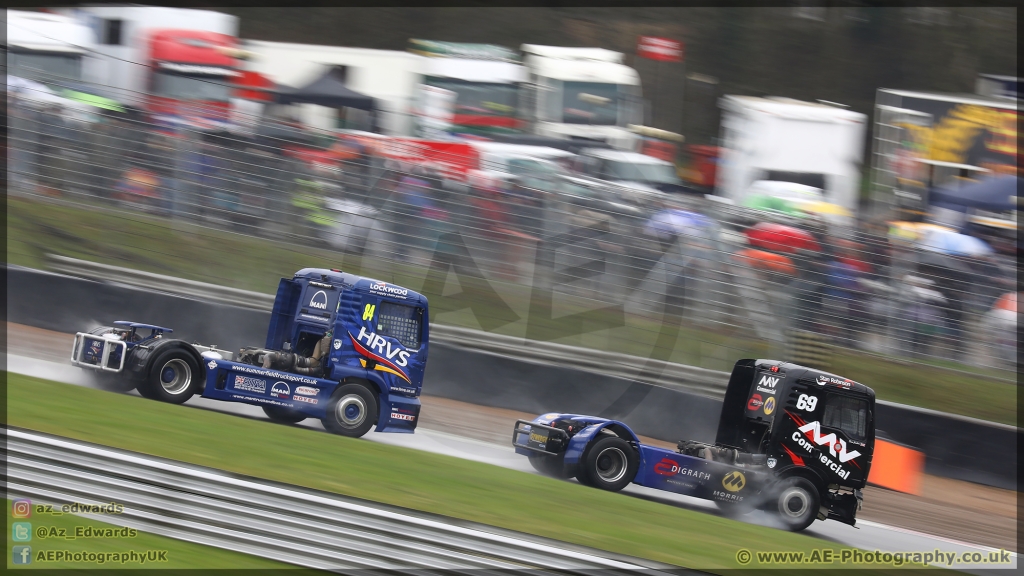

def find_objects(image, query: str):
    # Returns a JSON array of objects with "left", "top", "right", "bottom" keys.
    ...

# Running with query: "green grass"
[
  {"left": 6, "top": 196, "right": 1016, "bottom": 425},
  {"left": 5, "top": 499, "right": 291, "bottom": 569},
  {"left": 3, "top": 373, "right": 914, "bottom": 572}
]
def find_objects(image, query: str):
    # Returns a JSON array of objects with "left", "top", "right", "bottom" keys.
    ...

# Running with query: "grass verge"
[
  {"left": 7, "top": 195, "right": 1015, "bottom": 425},
  {"left": 3, "top": 372, "right": 917, "bottom": 572},
  {"left": 5, "top": 499, "right": 291, "bottom": 569}
]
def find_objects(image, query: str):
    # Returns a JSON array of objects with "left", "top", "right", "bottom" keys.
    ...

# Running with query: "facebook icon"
[{"left": 12, "top": 545, "right": 32, "bottom": 565}]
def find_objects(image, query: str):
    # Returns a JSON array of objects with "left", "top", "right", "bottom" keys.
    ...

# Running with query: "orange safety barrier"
[{"left": 867, "top": 439, "right": 925, "bottom": 495}]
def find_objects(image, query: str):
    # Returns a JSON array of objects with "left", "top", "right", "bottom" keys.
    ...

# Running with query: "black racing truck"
[{"left": 513, "top": 359, "right": 875, "bottom": 531}]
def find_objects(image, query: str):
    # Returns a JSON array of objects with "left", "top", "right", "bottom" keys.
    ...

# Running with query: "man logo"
[
  {"left": 309, "top": 290, "right": 328, "bottom": 310},
  {"left": 763, "top": 396, "right": 776, "bottom": 415},
  {"left": 362, "top": 303, "right": 376, "bottom": 321},
  {"left": 722, "top": 471, "right": 746, "bottom": 492}
]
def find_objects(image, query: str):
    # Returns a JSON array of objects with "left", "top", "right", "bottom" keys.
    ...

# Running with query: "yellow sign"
[
  {"left": 529, "top": 432, "right": 548, "bottom": 445},
  {"left": 362, "top": 304, "right": 376, "bottom": 321},
  {"left": 763, "top": 396, "right": 776, "bottom": 415},
  {"left": 722, "top": 471, "right": 746, "bottom": 492}
]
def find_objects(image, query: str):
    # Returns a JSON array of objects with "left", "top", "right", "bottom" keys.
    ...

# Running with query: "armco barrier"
[{"left": 6, "top": 265, "right": 1019, "bottom": 490}]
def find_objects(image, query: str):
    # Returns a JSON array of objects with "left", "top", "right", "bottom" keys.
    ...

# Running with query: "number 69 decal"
[{"left": 796, "top": 394, "right": 818, "bottom": 412}]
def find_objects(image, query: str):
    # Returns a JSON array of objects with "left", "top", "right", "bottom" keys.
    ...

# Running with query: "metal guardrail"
[
  {"left": 45, "top": 254, "right": 734, "bottom": 397},
  {"left": 4, "top": 427, "right": 678, "bottom": 573}
]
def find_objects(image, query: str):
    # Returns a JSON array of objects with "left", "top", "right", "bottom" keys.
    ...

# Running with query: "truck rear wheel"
[
  {"left": 322, "top": 383, "right": 377, "bottom": 438},
  {"left": 772, "top": 477, "right": 820, "bottom": 532},
  {"left": 578, "top": 436, "right": 637, "bottom": 492},
  {"left": 138, "top": 349, "right": 200, "bottom": 404},
  {"left": 262, "top": 405, "right": 307, "bottom": 424}
]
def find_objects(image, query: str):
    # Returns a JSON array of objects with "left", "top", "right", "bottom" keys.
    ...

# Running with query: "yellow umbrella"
[
  {"left": 887, "top": 221, "right": 954, "bottom": 242},
  {"left": 794, "top": 200, "right": 852, "bottom": 217}
]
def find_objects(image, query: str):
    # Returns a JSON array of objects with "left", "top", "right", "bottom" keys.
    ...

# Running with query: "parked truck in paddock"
[
  {"left": 70, "top": 268, "right": 429, "bottom": 438},
  {"left": 512, "top": 359, "right": 875, "bottom": 531}
]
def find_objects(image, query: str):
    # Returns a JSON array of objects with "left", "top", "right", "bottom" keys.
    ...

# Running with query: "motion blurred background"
[{"left": 4, "top": 5, "right": 1019, "bottom": 425}]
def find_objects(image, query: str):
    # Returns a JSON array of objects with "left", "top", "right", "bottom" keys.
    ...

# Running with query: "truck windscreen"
[
  {"left": 153, "top": 71, "right": 231, "bottom": 102},
  {"left": 562, "top": 82, "right": 620, "bottom": 125},
  {"left": 822, "top": 394, "right": 869, "bottom": 442},
  {"left": 376, "top": 302, "right": 422, "bottom": 349},
  {"left": 606, "top": 161, "right": 681, "bottom": 185},
  {"left": 8, "top": 51, "right": 82, "bottom": 83},
  {"left": 424, "top": 78, "right": 517, "bottom": 117}
]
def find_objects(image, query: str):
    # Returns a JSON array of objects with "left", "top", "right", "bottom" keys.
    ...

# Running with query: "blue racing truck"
[
  {"left": 70, "top": 268, "right": 429, "bottom": 438},
  {"left": 513, "top": 359, "right": 875, "bottom": 531}
]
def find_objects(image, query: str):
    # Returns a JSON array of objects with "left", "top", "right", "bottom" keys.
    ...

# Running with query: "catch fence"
[{"left": 5, "top": 72, "right": 1017, "bottom": 378}]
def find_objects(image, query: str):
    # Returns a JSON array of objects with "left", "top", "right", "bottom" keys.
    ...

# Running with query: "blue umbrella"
[
  {"left": 919, "top": 228, "right": 993, "bottom": 257},
  {"left": 644, "top": 209, "right": 713, "bottom": 239},
  {"left": 930, "top": 175, "right": 1019, "bottom": 213}
]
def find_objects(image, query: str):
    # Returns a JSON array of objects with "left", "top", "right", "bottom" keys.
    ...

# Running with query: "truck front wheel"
[
  {"left": 578, "top": 436, "right": 638, "bottom": 492},
  {"left": 138, "top": 349, "right": 199, "bottom": 404},
  {"left": 322, "top": 383, "right": 377, "bottom": 438},
  {"left": 772, "top": 477, "right": 820, "bottom": 532}
]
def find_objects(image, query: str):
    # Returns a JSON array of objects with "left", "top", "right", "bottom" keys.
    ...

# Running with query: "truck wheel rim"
[
  {"left": 159, "top": 359, "right": 192, "bottom": 395},
  {"left": 595, "top": 447, "right": 627, "bottom": 483},
  {"left": 778, "top": 486, "right": 810, "bottom": 519},
  {"left": 337, "top": 395, "right": 366, "bottom": 427}
]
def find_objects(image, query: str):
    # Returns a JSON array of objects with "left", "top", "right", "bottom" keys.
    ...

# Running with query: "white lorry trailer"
[
  {"left": 519, "top": 45, "right": 644, "bottom": 152},
  {"left": 5, "top": 10, "right": 94, "bottom": 84},
  {"left": 715, "top": 96, "right": 867, "bottom": 216}
]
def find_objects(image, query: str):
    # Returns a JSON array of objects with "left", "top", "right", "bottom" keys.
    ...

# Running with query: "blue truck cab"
[{"left": 70, "top": 268, "right": 429, "bottom": 438}]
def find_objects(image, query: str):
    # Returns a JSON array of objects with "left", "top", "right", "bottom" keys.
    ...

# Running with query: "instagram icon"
[{"left": 12, "top": 499, "right": 32, "bottom": 518}]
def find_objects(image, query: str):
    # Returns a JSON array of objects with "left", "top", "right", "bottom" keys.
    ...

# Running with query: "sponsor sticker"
[
  {"left": 293, "top": 395, "right": 318, "bottom": 405},
  {"left": 390, "top": 385, "right": 417, "bottom": 395},
  {"left": 270, "top": 381, "right": 290, "bottom": 399},
  {"left": 207, "top": 360, "right": 217, "bottom": 370},
  {"left": 816, "top": 374, "right": 854, "bottom": 388},
  {"left": 653, "top": 458, "right": 712, "bottom": 481},
  {"left": 767, "top": 457, "right": 777, "bottom": 468},
  {"left": 232, "top": 374, "right": 266, "bottom": 394},
  {"left": 722, "top": 471, "right": 746, "bottom": 492},
  {"left": 391, "top": 413, "right": 415, "bottom": 422},
  {"left": 333, "top": 339, "right": 343, "bottom": 350},
  {"left": 756, "top": 375, "right": 780, "bottom": 395},
  {"left": 309, "top": 290, "right": 329, "bottom": 310},
  {"left": 747, "top": 393, "right": 764, "bottom": 411},
  {"left": 369, "top": 281, "right": 409, "bottom": 298},
  {"left": 763, "top": 396, "right": 776, "bottom": 415},
  {"left": 295, "top": 386, "right": 319, "bottom": 396}
]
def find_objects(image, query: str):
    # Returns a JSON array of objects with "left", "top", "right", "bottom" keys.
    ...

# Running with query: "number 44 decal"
[{"left": 796, "top": 394, "right": 817, "bottom": 412}]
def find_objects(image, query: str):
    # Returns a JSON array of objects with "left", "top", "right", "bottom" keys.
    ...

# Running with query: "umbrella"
[
  {"left": 60, "top": 89, "right": 125, "bottom": 112},
  {"left": 888, "top": 221, "right": 955, "bottom": 242},
  {"left": 745, "top": 222, "right": 821, "bottom": 254},
  {"left": 918, "top": 228, "right": 993, "bottom": 257},
  {"left": 930, "top": 175, "right": 1019, "bottom": 213},
  {"left": 792, "top": 200, "right": 852, "bottom": 217},
  {"left": 734, "top": 249, "right": 796, "bottom": 275},
  {"left": 644, "top": 209, "right": 713, "bottom": 239},
  {"left": 742, "top": 194, "right": 806, "bottom": 217}
]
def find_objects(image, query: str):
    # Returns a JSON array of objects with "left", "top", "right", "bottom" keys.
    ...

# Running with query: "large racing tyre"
[
  {"left": 262, "top": 405, "right": 307, "bottom": 424},
  {"left": 579, "top": 436, "right": 638, "bottom": 492},
  {"left": 528, "top": 454, "right": 569, "bottom": 479},
  {"left": 772, "top": 477, "right": 820, "bottom": 532},
  {"left": 322, "top": 383, "right": 377, "bottom": 438},
  {"left": 137, "top": 348, "right": 200, "bottom": 404}
]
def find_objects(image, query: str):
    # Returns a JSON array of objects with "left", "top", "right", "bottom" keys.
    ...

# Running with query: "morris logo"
[
  {"left": 797, "top": 421, "right": 861, "bottom": 463},
  {"left": 722, "top": 471, "right": 746, "bottom": 492}
]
